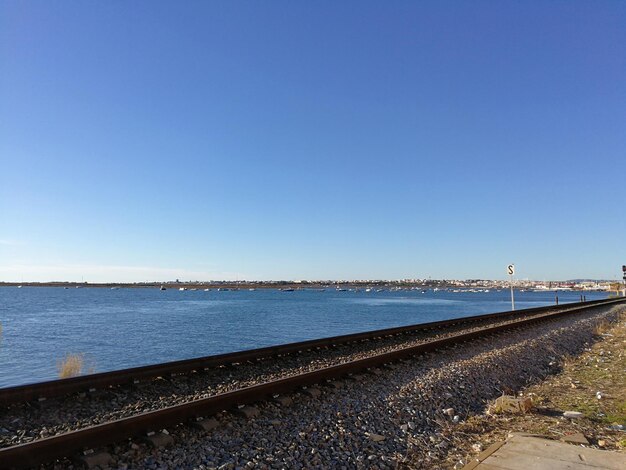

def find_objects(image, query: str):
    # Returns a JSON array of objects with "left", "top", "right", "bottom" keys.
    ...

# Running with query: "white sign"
[{"left": 507, "top": 264, "right": 515, "bottom": 276}]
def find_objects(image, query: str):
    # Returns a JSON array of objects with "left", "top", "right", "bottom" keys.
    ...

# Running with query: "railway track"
[
  {"left": 0, "top": 298, "right": 623, "bottom": 469},
  {"left": 0, "top": 298, "right": 613, "bottom": 406}
]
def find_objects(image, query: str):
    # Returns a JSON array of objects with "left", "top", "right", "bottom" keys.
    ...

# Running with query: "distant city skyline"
[
  {"left": 0, "top": 263, "right": 623, "bottom": 284},
  {"left": 1, "top": 2, "right": 625, "bottom": 283}
]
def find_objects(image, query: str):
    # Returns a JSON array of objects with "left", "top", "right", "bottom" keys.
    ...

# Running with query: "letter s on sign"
[{"left": 507, "top": 264, "right": 515, "bottom": 276}]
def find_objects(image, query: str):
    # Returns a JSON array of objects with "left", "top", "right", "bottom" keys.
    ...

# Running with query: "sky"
[{"left": 1, "top": 1, "right": 625, "bottom": 282}]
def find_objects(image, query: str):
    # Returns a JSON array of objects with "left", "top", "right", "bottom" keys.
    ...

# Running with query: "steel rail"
[
  {"left": 0, "top": 298, "right": 615, "bottom": 406},
  {"left": 1, "top": 298, "right": 624, "bottom": 469}
]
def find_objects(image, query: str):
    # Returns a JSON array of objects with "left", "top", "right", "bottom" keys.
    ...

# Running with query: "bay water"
[{"left": 0, "top": 286, "right": 607, "bottom": 387}]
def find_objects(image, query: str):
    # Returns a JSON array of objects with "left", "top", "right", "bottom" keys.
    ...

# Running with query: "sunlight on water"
[{"left": 344, "top": 297, "right": 462, "bottom": 306}]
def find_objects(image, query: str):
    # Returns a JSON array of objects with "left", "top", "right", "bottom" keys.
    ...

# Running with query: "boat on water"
[
  {"left": 160, "top": 286, "right": 166, "bottom": 291},
  {"left": 178, "top": 287, "right": 187, "bottom": 291},
  {"left": 280, "top": 288, "right": 295, "bottom": 292},
  {"left": 217, "top": 288, "right": 229, "bottom": 291},
  {"left": 204, "top": 288, "right": 210, "bottom": 292}
]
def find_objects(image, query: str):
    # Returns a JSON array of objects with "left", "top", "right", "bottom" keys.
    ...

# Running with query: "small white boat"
[{"left": 179, "top": 287, "right": 187, "bottom": 291}]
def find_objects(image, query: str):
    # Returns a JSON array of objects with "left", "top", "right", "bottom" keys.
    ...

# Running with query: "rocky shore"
[{"left": 36, "top": 304, "right": 623, "bottom": 469}]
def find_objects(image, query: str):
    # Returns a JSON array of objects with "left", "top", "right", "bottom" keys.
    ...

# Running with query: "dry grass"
[
  {"left": 594, "top": 319, "right": 612, "bottom": 335},
  {"left": 57, "top": 353, "right": 85, "bottom": 379}
]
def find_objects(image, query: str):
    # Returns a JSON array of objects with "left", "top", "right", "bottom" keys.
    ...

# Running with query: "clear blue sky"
[{"left": 1, "top": 1, "right": 625, "bottom": 282}]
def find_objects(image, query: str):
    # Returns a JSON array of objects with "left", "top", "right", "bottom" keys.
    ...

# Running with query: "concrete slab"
[
  {"left": 562, "top": 433, "right": 590, "bottom": 445},
  {"left": 464, "top": 434, "right": 626, "bottom": 470}
]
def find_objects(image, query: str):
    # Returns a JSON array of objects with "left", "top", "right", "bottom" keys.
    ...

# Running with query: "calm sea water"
[{"left": 0, "top": 286, "right": 606, "bottom": 387}]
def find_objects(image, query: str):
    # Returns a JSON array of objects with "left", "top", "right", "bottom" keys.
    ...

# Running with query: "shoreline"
[{"left": 0, "top": 281, "right": 612, "bottom": 293}]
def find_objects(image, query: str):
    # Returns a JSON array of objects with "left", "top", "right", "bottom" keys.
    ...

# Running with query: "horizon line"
[{"left": 0, "top": 279, "right": 618, "bottom": 285}]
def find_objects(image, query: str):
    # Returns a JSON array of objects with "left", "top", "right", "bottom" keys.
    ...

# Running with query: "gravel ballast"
[{"left": 37, "top": 303, "right": 624, "bottom": 470}]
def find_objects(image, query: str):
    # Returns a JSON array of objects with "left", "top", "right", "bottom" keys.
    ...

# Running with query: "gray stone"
[
  {"left": 472, "top": 443, "right": 483, "bottom": 453},
  {"left": 324, "top": 380, "right": 345, "bottom": 389},
  {"left": 368, "top": 433, "right": 386, "bottom": 442},
  {"left": 76, "top": 451, "right": 113, "bottom": 469},
  {"left": 192, "top": 418, "right": 220, "bottom": 432},
  {"left": 142, "top": 432, "right": 174, "bottom": 448},
  {"left": 272, "top": 395, "right": 293, "bottom": 407},
  {"left": 235, "top": 406, "right": 260, "bottom": 419},
  {"left": 302, "top": 387, "right": 321, "bottom": 398}
]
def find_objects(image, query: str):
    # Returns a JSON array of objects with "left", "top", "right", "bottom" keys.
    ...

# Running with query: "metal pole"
[{"left": 510, "top": 273, "right": 515, "bottom": 310}]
